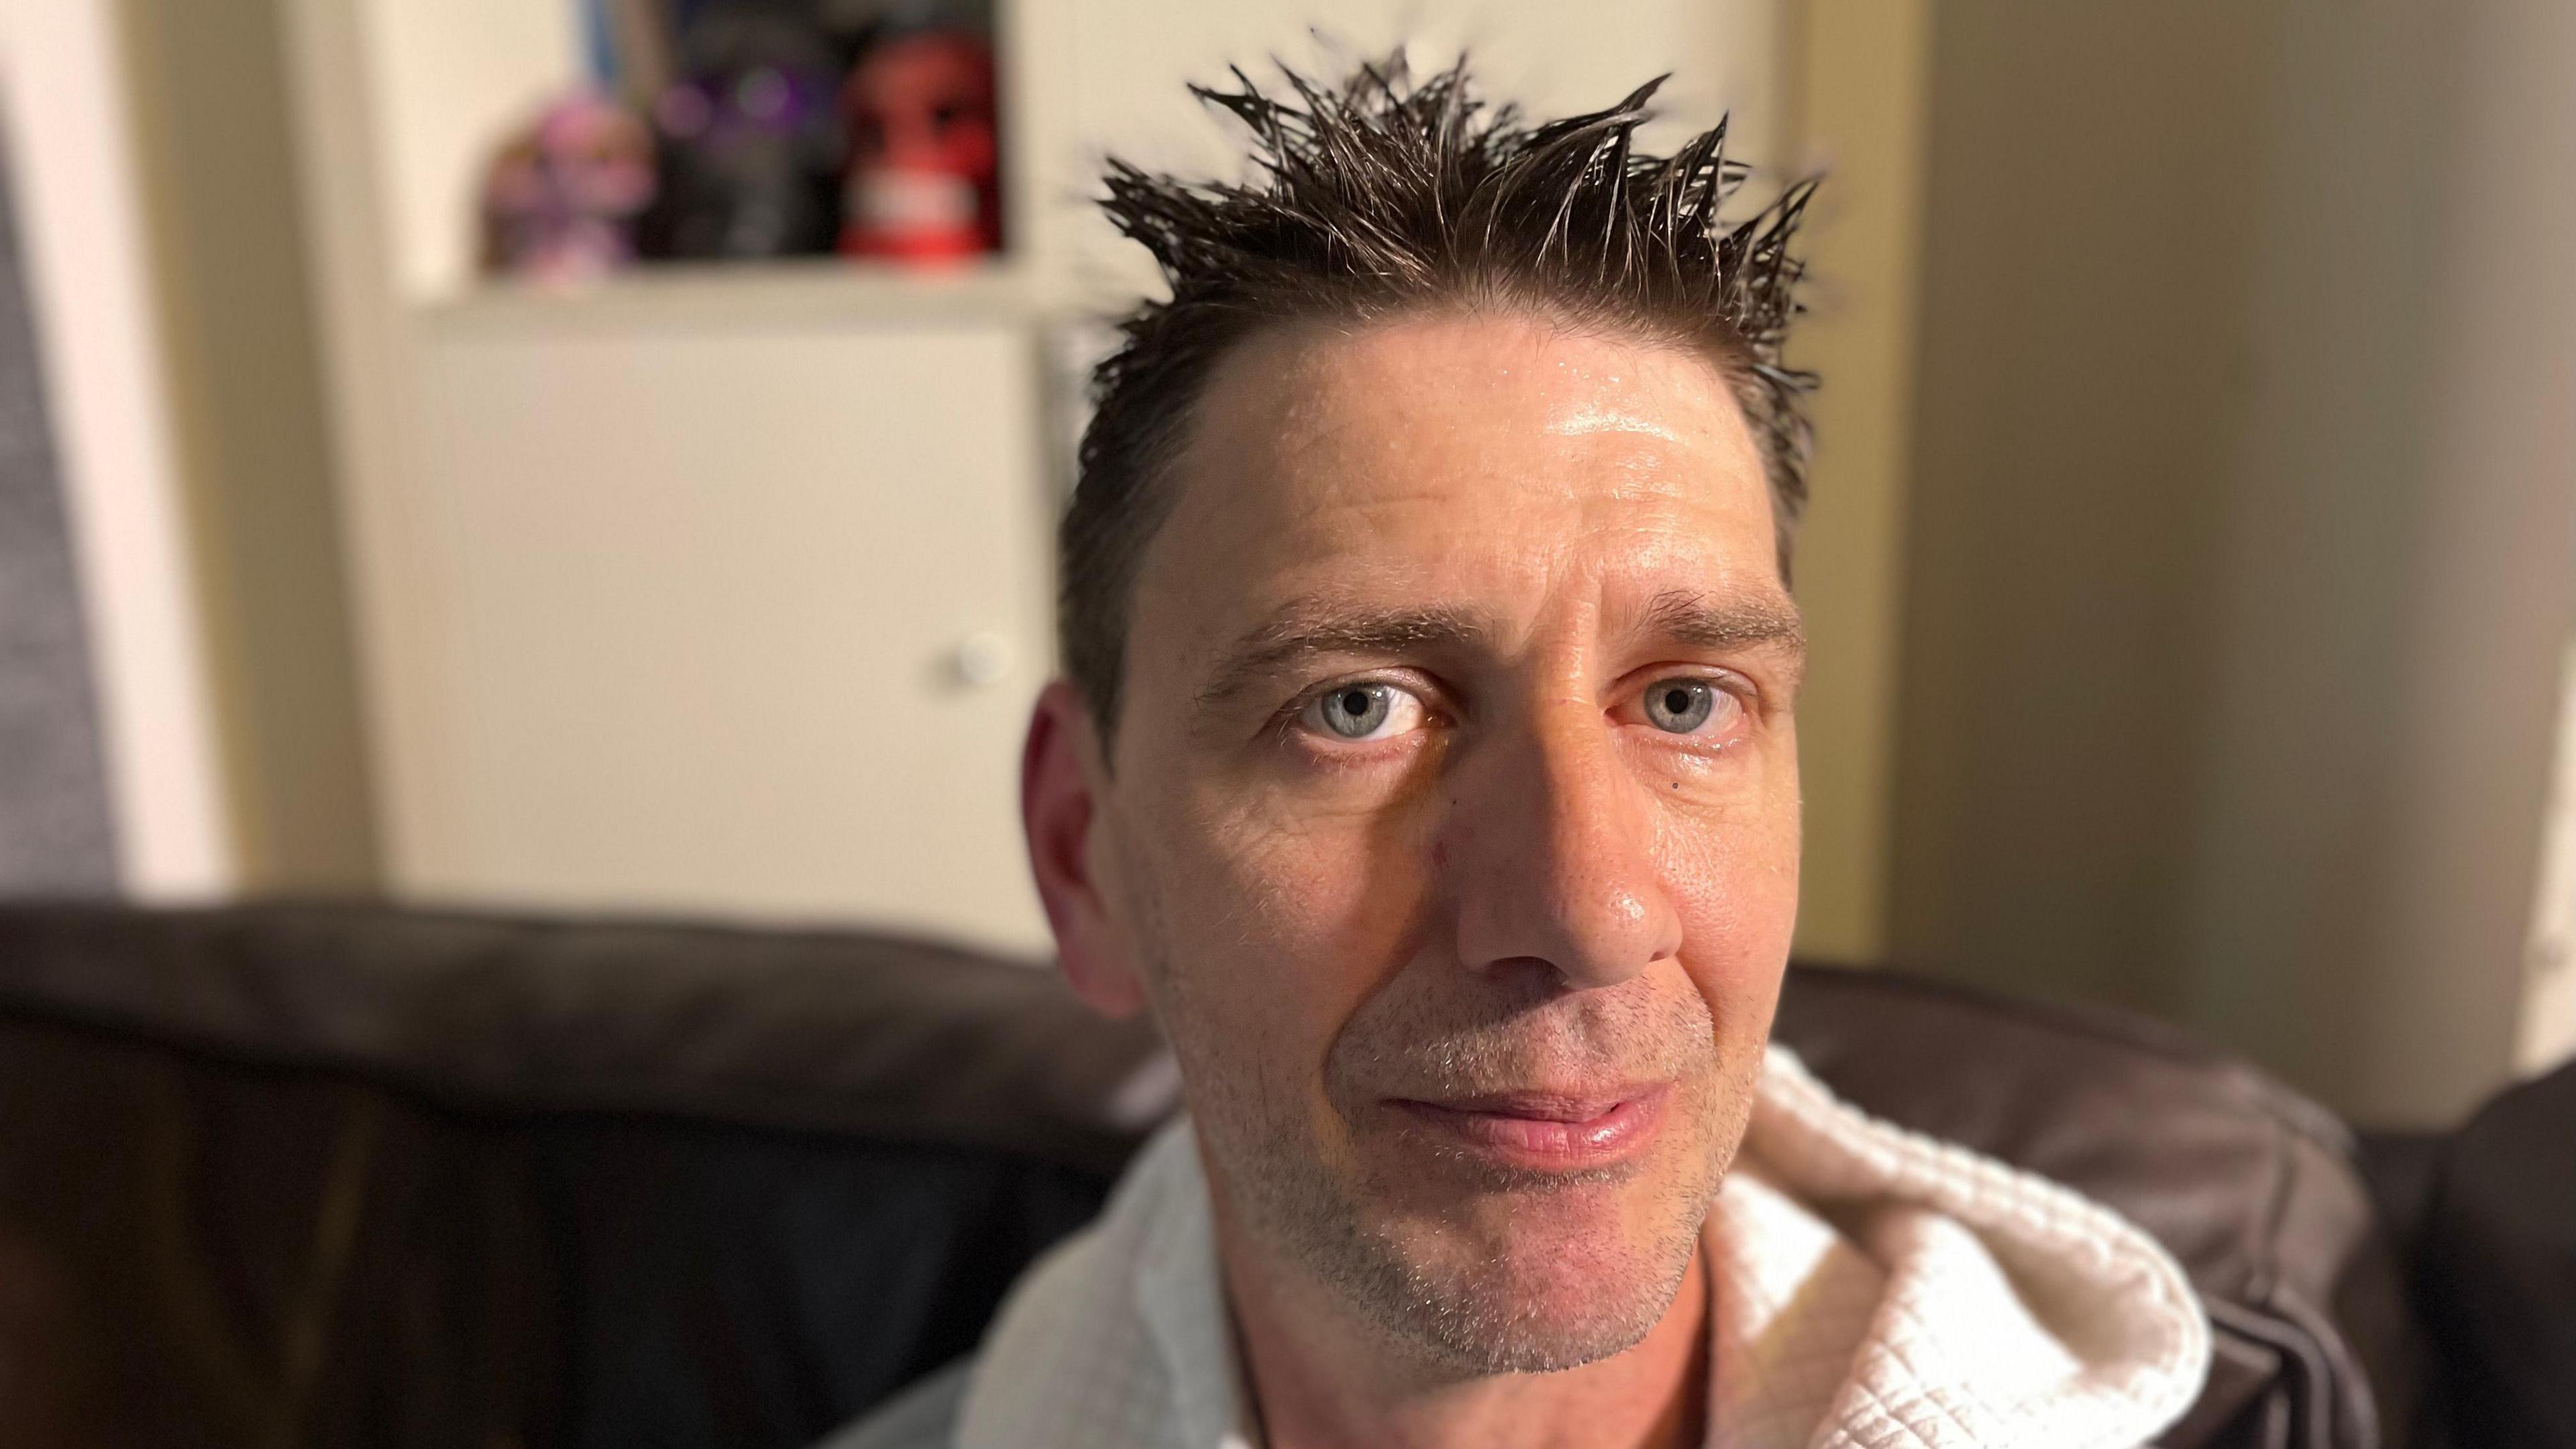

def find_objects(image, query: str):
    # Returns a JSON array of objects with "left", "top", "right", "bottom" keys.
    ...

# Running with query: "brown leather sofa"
[{"left": 0, "top": 902, "right": 2565, "bottom": 1449}]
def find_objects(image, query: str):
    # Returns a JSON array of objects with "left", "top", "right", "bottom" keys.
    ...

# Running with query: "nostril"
[{"left": 1473, "top": 955, "right": 1577, "bottom": 996}]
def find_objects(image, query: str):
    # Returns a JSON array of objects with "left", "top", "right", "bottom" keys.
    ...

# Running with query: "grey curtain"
[{"left": 0, "top": 121, "right": 118, "bottom": 892}]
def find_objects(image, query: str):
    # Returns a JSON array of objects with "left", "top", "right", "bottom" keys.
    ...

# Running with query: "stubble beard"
[{"left": 1148, "top": 923, "right": 1758, "bottom": 1379}]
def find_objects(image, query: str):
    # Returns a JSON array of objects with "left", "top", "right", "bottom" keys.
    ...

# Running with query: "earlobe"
[{"left": 1020, "top": 680, "right": 1149, "bottom": 1018}]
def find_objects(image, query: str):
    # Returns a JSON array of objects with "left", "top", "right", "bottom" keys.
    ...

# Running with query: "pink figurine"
[{"left": 480, "top": 91, "right": 658, "bottom": 284}]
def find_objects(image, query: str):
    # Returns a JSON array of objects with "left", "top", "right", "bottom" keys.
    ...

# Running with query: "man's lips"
[{"left": 1385, "top": 1083, "right": 1671, "bottom": 1169}]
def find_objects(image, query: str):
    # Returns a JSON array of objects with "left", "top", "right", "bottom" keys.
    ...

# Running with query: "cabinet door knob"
[{"left": 951, "top": 632, "right": 1014, "bottom": 688}]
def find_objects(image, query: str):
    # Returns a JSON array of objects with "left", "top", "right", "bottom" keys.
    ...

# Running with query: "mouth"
[{"left": 1385, "top": 1083, "right": 1671, "bottom": 1171}]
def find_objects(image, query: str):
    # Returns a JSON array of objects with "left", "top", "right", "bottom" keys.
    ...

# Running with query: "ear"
[{"left": 1021, "top": 680, "right": 1148, "bottom": 1018}]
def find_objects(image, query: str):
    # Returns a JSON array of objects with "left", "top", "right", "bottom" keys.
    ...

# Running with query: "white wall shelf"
[{"left": 422, "top": 258, "right": 1045, "bottom": 339}]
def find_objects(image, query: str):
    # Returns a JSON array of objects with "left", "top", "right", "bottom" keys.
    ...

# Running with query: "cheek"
[
  {"left": 1143, "top": 787, "right": 1432, "bottom": 1091},
  {"left": 1660, "top": 756, "right": 1800, "bottom": 1038}
]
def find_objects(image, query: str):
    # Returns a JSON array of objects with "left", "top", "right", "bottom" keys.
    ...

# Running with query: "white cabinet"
[{"left": 397, "top": 318, "right": 1053, "bottom": 947}]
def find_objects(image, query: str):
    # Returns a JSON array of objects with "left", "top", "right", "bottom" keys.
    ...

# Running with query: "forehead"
[{"left": 1134, "top": 309, "right": 1782, "bottom": 661}]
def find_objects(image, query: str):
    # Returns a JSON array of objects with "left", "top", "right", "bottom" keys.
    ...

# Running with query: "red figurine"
[{"left": 838, "top": 28, "right": 1002, "bottom": 263}]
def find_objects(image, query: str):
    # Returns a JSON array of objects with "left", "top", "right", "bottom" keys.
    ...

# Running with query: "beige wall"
[
  {"left": 1893, "top": 0, "right": 2275, "bottom": 1018},
  {"left": 1776, "top": 0, "right": 1933, "bottom": 963},
  {"left": 1890, "top": 0, "right": 2576, "bottom": 1122},
  {"left": 115, "top": 0, "right": 378, "bottom": 889},
  {"left": 1048, "top": 1, "right": 1783, "bottom": 309}
]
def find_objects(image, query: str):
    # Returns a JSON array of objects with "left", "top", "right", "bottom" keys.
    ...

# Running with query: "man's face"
[{"left": 1061, "top": 310, "right": 1802, "bottom": 1371}]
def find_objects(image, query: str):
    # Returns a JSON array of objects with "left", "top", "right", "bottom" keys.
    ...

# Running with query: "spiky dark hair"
[{"left": 1061, "top": 54, "right": 1818, "bottom": 734}]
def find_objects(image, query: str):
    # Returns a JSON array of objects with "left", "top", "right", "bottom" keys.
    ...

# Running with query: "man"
[{"left": 843, "top": 56, "right": 2208, "bottom": 1449}]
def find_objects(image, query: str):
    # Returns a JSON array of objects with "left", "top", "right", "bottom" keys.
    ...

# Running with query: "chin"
[
  {"left": 1391, "top": 1216, "right": 1697, "bottom": 1374},
  {"left": 1339, "top": 1173, "right": 1707, "bottom": 1375}
]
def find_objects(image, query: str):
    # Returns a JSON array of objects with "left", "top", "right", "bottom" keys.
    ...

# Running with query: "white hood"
[{"left": 949, "top": 1046, "right": 2210, "bottom": 1449}]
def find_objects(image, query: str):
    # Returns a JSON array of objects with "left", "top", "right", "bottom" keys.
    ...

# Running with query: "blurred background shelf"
[{"left": 421, "top": 258, "right": 1045, "bottom": 336}]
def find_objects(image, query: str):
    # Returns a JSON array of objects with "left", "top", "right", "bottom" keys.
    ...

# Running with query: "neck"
[{"left": 1214, "top": 1216, "right": 1711, "bottom": 1449}]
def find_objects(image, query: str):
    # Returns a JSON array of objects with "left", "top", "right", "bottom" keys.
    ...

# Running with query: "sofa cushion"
[
  {"left": 0, "top": 900, "right": 1168, "bottom": 1172},
  {"left": 0, "top": 902, "right": 1148, "bottom": 1449},
  {"left": 2408, "top": 1058, "right": 2575, "bottom": 1449}
]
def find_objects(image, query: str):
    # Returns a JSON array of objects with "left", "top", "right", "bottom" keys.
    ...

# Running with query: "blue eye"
[
  {"left": 1642, "top": 679, "right": 1719, "bottom": 733},
  {"left": 1316, "top": 684, "right": 1395, "bottom": 739},
  {"left": 1297, "top": 682, "right": 1429, "bottom": 743}
]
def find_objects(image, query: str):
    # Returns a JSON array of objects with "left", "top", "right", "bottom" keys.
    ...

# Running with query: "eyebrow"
[
  {"left": 1195, "top": 602, "right": 1487, "bottom": 710},
  {"left": 1633, "top": 588, "right": 1807, "bottom": 657},
  {"left": 1193, "top": 588, "right": 1805, "bottom": 711}
]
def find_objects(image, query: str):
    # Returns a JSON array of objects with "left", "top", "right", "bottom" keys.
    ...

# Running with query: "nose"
[{"left": 1441, "top": 700, "right": 1684, "bottom": 990}]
